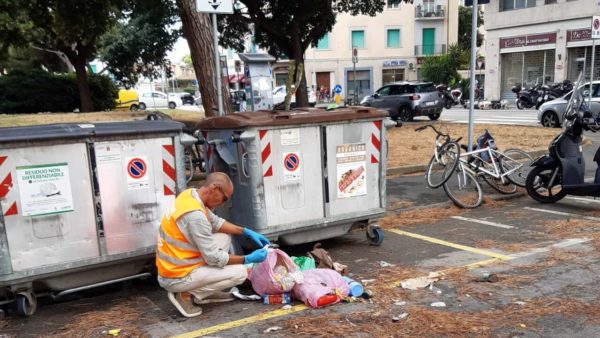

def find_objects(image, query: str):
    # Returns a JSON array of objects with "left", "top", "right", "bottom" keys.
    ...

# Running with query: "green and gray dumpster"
[{"left": 0, "top": 120, "right": 189, "bottom": 316}]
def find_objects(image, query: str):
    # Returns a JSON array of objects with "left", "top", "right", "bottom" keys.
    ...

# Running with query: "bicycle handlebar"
[{"left": 414, "top": 124, "right": 450, "bottom": 138}]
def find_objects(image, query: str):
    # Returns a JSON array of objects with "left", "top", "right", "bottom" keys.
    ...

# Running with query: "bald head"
[{"left": 204, "top": 172, "right": 232, "bottom": 190}]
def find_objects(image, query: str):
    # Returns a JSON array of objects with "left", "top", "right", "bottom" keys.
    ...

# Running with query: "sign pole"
[
  {"left": 212, "top": 13, "right": 224, "bottom": 116},
  {"left": 352, "top": 47, "right": 358, "bottom": 105},
  {"left": 468, "top": 0, "right": 478, "bottom": 152}
]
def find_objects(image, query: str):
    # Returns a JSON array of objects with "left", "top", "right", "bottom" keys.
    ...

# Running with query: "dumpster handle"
[{"left": 241, "top": 152, "right": 250, "bottom": 178}]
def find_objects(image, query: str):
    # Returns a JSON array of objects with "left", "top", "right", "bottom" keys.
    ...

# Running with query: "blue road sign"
[{"left": 334, "top": 84, "right": 342, "bottom": 94}]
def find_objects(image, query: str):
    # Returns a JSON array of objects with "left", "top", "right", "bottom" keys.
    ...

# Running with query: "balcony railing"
[
  {"left": 414, "top": 44, "right": 446, "bottom": 56},
  {"left": 415, "top": 4, "right": 445, "bottom": 19}
]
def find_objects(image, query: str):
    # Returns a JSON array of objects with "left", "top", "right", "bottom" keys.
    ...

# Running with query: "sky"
[{"left": 167, "top": 37, "right": 191, "bottom": 65}]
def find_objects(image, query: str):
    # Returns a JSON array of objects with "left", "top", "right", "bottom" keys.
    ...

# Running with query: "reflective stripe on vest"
[{"left": 156, "top": 189, "right": 208, "bottom": 278}]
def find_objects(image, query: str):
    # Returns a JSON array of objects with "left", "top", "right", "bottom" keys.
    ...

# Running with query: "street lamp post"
[{"left": 352, "top": 47, "right": 358, "bottom": 104}]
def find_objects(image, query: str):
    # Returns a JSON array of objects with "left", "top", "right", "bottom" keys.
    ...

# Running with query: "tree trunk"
[
  {"left": 73, "top": 55, "right": 93, "bottom": 112},
  {"left": 176, "top": 0, "right": 232, "bottom": 118},
  {"left": 291, "top": 29, "right": 308, "bottom": 108}
]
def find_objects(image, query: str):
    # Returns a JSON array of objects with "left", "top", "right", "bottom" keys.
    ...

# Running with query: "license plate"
[{"left": 425, "top": 101, "right": 435, "bottom": 106}]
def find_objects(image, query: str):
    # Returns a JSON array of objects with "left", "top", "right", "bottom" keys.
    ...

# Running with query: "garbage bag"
[
  {"left": 291, "top": 256, "right": 316, "bottom": 271},
  {"left": 249, "top": 248, "right": 302, "bottom": 295},
  {"left": 291, "top": 269, "right": 349, "bottom": 308}
]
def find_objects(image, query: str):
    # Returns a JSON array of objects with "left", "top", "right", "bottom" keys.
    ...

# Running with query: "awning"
[{"left": 228, "top": 74, "right": 245, "bottom": 83}]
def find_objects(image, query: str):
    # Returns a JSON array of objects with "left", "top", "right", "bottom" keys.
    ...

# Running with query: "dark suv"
[{"left": 360, "top": 81, "right": 443, "bottom": 121}]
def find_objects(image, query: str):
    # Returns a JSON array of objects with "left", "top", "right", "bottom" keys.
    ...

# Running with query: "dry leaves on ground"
[{"left": 379, "top": 205, "right": 464, "bottom": 229}]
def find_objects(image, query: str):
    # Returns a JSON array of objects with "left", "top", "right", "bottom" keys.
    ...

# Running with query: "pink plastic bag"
[
  {"left": 291, "top": 269, "right": 349, "bottom": 308},
  {"left": 248, "top": 248, "right": 299, "bottom": 295}
]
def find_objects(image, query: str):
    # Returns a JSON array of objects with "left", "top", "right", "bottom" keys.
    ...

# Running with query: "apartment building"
[
  {"left": 303, "top": 0, "right": 459, "bottom": 100},
  {"left": 485, "top": 0, "right": 599, "bottom": 100}
]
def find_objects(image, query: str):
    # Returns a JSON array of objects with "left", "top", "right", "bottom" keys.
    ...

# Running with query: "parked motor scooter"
[
  {"left": 436, "top": 84, "right": 462, "bottom": 109},
  {"left": 513, "top": 82, "right": 541, "bottom": 110},
  {"left": 525, "top": 72, "right": 600, "bottom": 203}
]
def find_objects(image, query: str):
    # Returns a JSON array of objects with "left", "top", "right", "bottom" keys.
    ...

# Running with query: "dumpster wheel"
[
  {"left": 366, "top": 224, "right": 384, "bottom": 246},
  {"left": 15, "top": 291, "right": 37, "bottom": 317}
]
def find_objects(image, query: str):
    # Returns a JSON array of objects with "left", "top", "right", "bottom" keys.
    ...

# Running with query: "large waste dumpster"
[
  {"left": 0, "top": 120, "right": 188, "bottom": 316},
  {"left": 197, "top": 107, "right": 397, "bottom": 247}
]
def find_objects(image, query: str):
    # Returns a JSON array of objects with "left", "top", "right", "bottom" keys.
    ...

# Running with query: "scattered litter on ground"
[
  {"left": 379, "top": 261, "right": 395, "bottom": 268},
  {"left": 354, "top": 258, "right": 368, "bottom": 263},
  {"left": 430, "top": 302, "right": 446, "bottom": 308},
  {"left": 263, "top": 326, "right": 282, "bottom": 333},
  {"left": 475, "top": 272, "right": 499, "bottom": 283},
  {"left": 105, "top": 328, "right": 121, "bottom": 336},
  {"left": 392, "top": 313, "right": 409, "bottom": 322},
  {"left": 230, "top": 287, "right": 261, "bottom": 301},
  {"left": 394, "top": 301, "right": 407, "bottom": 307},
  {"left": 281, "top": 304, "right": 292, "bottom": 310},
  {"left": 514, "top": 301, "right": 526, "bottom": 306},
  {"left": 400, "top": 272, "right": 441, "bottom": 290},
  {"left": 361, "top": 278, "right": 375, "bottom": 285}
]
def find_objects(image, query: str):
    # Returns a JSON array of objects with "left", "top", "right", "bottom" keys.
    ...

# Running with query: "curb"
[{"left": 386, "top": 149, "right": 547, "bottom": 177}]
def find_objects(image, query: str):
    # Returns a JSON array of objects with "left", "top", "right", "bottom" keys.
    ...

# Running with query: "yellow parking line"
[
  {"left": 387, "top": 228, "right": 514, "bottom": 261},
  {"left": 173, "top": 231, "right": 512, "bottom": 337},
  {"left": 172, "top": 304, "right": 308, "bottom": 338}
]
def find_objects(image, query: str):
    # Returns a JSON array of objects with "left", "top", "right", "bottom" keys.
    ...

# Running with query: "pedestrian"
[
  {"left": 239, "top": 90, "right": 247, "bottom": 112},
  {"left": 156, "top": 172, "right": 270, "bottom": 318}
]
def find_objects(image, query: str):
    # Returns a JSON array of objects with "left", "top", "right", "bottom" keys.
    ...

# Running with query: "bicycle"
[
  {"left": 416, "top": 124, "right": 462, "bottom": 189},
  {"left": 444, "top": 129, "right": 533, "bottom": 208}
]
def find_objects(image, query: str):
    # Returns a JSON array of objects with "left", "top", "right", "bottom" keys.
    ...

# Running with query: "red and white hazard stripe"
[
  {"left": 369, "top": 121, "right": 382, "bottom": 164},
  {"left": 162, "top": 145, "right": 176, "bottom": 196},
  {"left": 0, "top": 155, "right": 17, "bottom": 216},
  {"left": 259, "top": 130, "right": 273, "bottom": 177}
]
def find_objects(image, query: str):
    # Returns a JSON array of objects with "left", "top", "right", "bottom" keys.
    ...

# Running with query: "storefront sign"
[
  {"left": 336, "top": 143, "right": 367, "bottom": 199},
  {"left": 499, "top": 32, "right": 556, "bottom": 49},
  {"left": 382, "top": 60, "right": 407, "bottom": 67},
  {"left": 567, "top": 28, "right": 592, "bottom": 42}
]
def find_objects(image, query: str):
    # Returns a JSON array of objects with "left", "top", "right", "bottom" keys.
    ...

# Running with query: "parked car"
[
  {"left": 538, "top": 81, "right": 600, "bottom": 128},
  {"left": 138, "top": 91, "right": 179, "bottom": 110},
  {"left": 272, "top": 85, "right": 317, "bottom": 108},
  {"left": 360, "top": 81, "right": 443, "bottom": 121},
  {"left": 115, "top": 89, "right": 139, "bottom": 111},
  {"left": 168, "top": 92, "right": 196, "bottom": 106}
]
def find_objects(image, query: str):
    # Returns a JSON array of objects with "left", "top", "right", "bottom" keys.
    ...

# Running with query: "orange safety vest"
[{"left": 156, "top": 189, "right": 208, "bottom": 279}]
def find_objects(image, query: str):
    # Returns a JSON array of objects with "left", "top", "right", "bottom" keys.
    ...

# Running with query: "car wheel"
[
  {"left": 139, "top": 102, "right": 147, "bottom": 110},
  {"left": 542, "top": 111, "right": 559, "bottom": 128},
  {"left": 130, "top": 104, "right": 139, "bottom": 111},
  {"left": 398, "top": 106, "right": 413, "bottom": 122},
  {"left": 428, "top": 113, "right": 440, "bottom": 120},
  {"left": 168, "top": 102, "right": 176, "bottom": 109},
  {"left": 444, "top": 99, "right": 452, "bottom": 109}
]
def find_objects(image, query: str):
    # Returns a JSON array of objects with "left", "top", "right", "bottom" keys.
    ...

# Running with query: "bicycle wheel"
[
  {"left": 443, "top": 168, "right": 483, "bottom": 208},
  {"left": 499, "top": 148, "right": 533, "bottom": 187},
  {"left": 482, "top": 174, "right": 518, "bottom": 194},
  {"left": 425, "top": 141, "right": 460, "bottom": 189}
]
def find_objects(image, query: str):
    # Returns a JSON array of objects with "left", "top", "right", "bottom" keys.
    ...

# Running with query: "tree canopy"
[
  {"left": 217, "top": 0, "right": 414, "bottom": 107},
  {"left": 458, "top": 5, "right": 484, "bottom": 51}
]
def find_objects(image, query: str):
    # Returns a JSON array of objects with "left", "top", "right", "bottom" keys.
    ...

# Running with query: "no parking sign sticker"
[
  {"left": 126, "top": 156, "right": 150, "bottom": 190},
  {"left": 282, "top": 152, "right": 301, "bottom": 181}
]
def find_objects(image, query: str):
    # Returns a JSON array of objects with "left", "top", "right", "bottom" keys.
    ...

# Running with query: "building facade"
[
  {"left": 485, "top": 0, "right": 599, "bottom": 100},
  {"left": 303, "top": 0, "right": 459, "bottom": 101}
]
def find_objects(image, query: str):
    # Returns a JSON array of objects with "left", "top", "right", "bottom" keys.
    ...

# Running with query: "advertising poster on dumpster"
[
  {"left": 336, "top": 143, "right": 367, "bottom": 198},
  {"left": 16, "top": 163, "right": 74, "bottom": 217}
]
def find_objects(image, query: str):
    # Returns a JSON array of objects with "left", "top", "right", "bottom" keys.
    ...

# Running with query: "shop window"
[
  {"left": 386, "top": 29, "right": 401, "bottom": 48},
  {"left": 500, "top": 49, "right": 555, "bottom": 100},
  {"left": 500, "top": 0, "right": 535, "bottom": 11},
  {"left": 351, "top": 30, "right": 365, "bottom": 49},
  {"left": 387, "top": 0, "right": 400, "bottom": 9},
  {"left": 567, "top": 46, "right": 600, "bottom": 82},
  {"left": 347, "top": 70, "right": 371, "bottom": 99},
  {"left": 317, "top": 33, "right": 329, "bottom": 50},
  {"left": 382, "top": 68, "right": 405, "bottom": 84}
]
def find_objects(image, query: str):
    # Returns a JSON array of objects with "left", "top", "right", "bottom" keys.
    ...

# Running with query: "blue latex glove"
[
  {"left": 244, "top": 248, "right": 268, "bottom": 264},
  {"left": 243, "top": 228, "right": 270, "bottom": 247}
]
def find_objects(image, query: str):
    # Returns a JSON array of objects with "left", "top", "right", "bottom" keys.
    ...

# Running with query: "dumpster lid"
[
  {"left": 197, "top": 107, "right": 388, "bottom": 129},
  {"left": 0, "top": 120, "right": 184, "bottom": 144},
  {"left": 238, "top": 53, "right": 276, "bottom": 63}
]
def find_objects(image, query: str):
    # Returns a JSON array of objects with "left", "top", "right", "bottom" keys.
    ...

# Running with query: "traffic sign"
[
  {"left": 593, "top": 16, "right": 600, "bottom": 39},
  {"left": 334, "top": 84, "right": 343, "bottom": 94},
  {"left": 284, "top": 153, "right": 300, "bottom": 172},
  {"left": 127, "top": 158, "right": 147, "bottom": 179},
  {"left": 196, "top": 0, "right": 233, "bottom": 14}
]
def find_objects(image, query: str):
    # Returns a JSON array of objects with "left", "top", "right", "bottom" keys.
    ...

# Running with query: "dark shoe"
[
  {"left": 168, "top": 292, "right": 203, "bottom": 318},
  {"left": 193, "top": 291, "right": 235, "bottom": 305}
]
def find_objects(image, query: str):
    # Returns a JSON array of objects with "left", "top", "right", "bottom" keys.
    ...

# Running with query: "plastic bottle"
[
  {"left": 262, "top": 293, "right": 291, "bottom": 305},
  {"left": 316, "top": 294, "right": 339, "bottom": 307},
  {"left": 342, "top": 276, "right": 364, "bottom": 297}
]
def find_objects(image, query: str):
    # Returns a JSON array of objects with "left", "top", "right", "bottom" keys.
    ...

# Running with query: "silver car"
[
  {"left": 360, "top": 81, "right": 443, "bottom": 122},
  {"left": 538, "top": 81, "right": 600, "bottom": 128}
]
